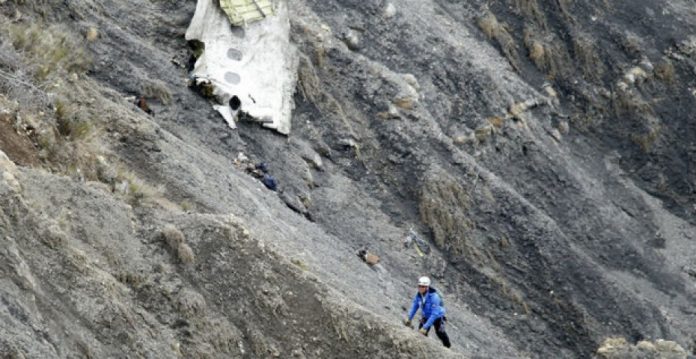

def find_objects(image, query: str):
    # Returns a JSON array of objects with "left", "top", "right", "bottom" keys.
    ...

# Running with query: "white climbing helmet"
[{"left": 418, "top": 276, "right": 431, "bottom": 287}]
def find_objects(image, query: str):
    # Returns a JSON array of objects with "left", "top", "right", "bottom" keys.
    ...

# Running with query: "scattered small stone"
[
  {"left": 549, "top": 128, "right": 562, "bottom": 142},
  {"left": 557, "top": 120, "right": 569, "bottom": 135},
  {"left": 357, "top": 248, "right": 380, "bottom": 266},
  {"left": 86, "top": 27, "right": 99, "bottom": 42},
  {"left": 343, "top": 30, "right": 361, "bottom": 51},
  {"left": 337, "top": 138, "right": 357, "bottom": 149},
  {"left": 383, "top": 3, "right": 396, "bottom": 18},
  {"left": 134, "top": 96, "right": 155, "bottom": 116}
]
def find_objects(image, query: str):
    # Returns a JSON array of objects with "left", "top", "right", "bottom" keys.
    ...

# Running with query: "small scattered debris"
[
  {"left": 557, "top": 120, "right": 569, "bottom": 135},
  {"left": 233, "top": 152, "right": 249, "bottom": 167},
  {"left": 342, "top": 30, "right": 361, "bottom": 51},
  {"left": 134, "top": 96, "right": 154, "bottom": 116},
  {"left": 242, "top": 162, "right": 279, "bottom": 191},
  {"left": 549, "top": 128, "right": 562, "bottom": 142},
  {"left": 403, "top": 229, "right": 431, "bottom": 256},
  {"left": 85, "top": 27, "right": 99, "bottom": 42},
  {"left": 383, "top": 3, "right": 396, "bottom": 18},
  {"left": 357, "top": 248, "right": 380, "bottom": 266},
  {"left": 233, "top": 154, "right": 280, "bottom": 192},
  {"left": 261, "top": 173, "right": 277, "bottom": 191},
  {"left": 337, "top": 138, "right": 357, "bottom": 150}
]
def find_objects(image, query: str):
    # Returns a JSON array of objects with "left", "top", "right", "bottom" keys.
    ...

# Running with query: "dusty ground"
[{"left": 0, "top": 0, "right": 695, "bottom": 358}]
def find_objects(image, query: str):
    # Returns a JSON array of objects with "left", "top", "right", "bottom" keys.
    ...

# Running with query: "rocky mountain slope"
[{"left": 0, "top": 0, "right": 695, "bottom": 358}]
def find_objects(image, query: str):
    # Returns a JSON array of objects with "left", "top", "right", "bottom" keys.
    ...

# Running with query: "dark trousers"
[{"left": 419, "top": 317, "right": 451, "bottom": 348}]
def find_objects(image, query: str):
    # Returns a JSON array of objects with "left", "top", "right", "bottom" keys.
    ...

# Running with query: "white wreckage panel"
[{"left": 185, "top": 0, "right": 297, "bottom": 135}]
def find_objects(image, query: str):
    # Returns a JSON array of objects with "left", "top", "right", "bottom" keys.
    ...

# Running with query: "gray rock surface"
[{"left": 0, "top": 0, "right": 695, "bottom": 358}]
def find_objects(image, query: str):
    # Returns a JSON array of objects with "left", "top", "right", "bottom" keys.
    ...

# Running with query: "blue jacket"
[{"left": 407, "top": 287, "right": 446, "bottom": 330}]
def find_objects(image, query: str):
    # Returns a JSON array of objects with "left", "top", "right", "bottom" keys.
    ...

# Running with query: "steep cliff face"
[{"left": 0, "top": 0, "right": 695, "bottom": 358}]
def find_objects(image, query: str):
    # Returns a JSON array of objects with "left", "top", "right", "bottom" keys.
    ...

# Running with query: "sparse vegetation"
[
  {"left": 474, "top": 123, "right": 494, "bottom": 143},
  {"left": 115, "top": 166, "right": 165, "bottom": 205},
  {"left": 0, "top": 18, "right": 106, "bottom": 183},
  {"left": 177, "top": 242, "right": 195, "bottom": 265},
  {"left": 620, "top": 32, "right": 643, "bottom": 57},
  {"left": 419, "top": 169, "right": 475, "bottom": 256},
  {"left": 612, "top": 89, "right": 655, "bottom": 117},
  {"left": 631, "top": 122, "right": 661, "bottom": 153},
  {"left": 654, "top": 59, "right": 675, "bottom": 83},
  {"left": 141, "top": 80, "right": 172, "bottom": 105},
  {"left": 596, "top": 337, "right": 687, "bottom": 358},
  {"left": 176, "top": 289, "right": 206, "bottom": 318},
  {"left": 180, "top": 200, "right": 195, "bottom": 212},
  {"left": 478, "top": 12, "right": 520, "bottom": 71},
  {"left": 161, "top": 224, "right": 195, "bottom": 265},
  {"left": 85, "top": 27, "right": 99, "bottom": 42},
  {"left": 494, "top": 275, "right": 531, "bottom": 315},
  {"left": 5, "top": 22, "right": 92, "bottom": 81},
  {"left": 487, "top": 116, "right": 505, "bottom": 129},
  {"left": 573, "top": 33, "right": 604, "bottom": 81},
  {"left": 513, "top": 0, "right": 547, "bottom": 30},
  {"left": 54, "top": 98, "right": 92, "bottom": 140},
  {"left": 162, "top": 224, "right": 185, "bottom": 249},
  {"left": 297, "top": 54, "right": 322, "bottom": 104},
  {"left": 556, "top": 0, "right": 575, "bottom": 22},
  {"left": 522, "top": 28, "right": 570, "bottom": 80},
  {"left": 115, "top": 271, "right": 145, "bottom": 288},
  {"left": 291, "top": 258, "right": 309, "bottom": 271}
]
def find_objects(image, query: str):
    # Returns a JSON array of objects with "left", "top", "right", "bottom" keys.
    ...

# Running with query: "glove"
[
  {"left": 403, "top": 319, "right": 412, "bottom": 327},
  {"left": 419, "top": 328, "right": 428, "bottom": 335}
]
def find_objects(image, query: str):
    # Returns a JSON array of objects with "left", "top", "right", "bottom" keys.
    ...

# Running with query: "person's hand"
[
  {"left": 419, "top": 328, "right": 428, "bottom": 335},
  {"left": 403, "top": 319, "right": 412, "bottom": 327}
]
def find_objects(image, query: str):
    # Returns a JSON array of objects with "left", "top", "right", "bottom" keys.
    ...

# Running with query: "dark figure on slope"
[{"left": 403, "top": 276, "right": 451, "bottom": 348}]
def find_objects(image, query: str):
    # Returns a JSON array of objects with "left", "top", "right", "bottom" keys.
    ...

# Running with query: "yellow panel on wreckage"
[{"left": 219, "top": 0, "right": 275, "bottom": 26}]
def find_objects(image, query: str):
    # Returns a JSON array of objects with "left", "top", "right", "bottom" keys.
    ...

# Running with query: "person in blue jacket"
[{"left": 403, "top": 276, "right": 451, "bottom": 348}]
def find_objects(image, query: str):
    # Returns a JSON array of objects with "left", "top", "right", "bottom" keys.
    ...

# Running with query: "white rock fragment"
[{"left": 383, "top": 3, "right": 396, "bottom": 18}]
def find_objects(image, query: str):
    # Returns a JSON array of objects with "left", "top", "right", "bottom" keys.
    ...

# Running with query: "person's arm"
[
  {"left": 407, "top": 294, "right": 420, "bottom": 321},
  {"left": 422, "top": 294, "right": 445, "bottom": 329}
]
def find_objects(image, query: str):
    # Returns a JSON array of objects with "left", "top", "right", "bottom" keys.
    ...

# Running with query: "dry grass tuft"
[
  {"left": 7, "top": 0, "right": 53, "bottom": 15},
  {"left": 180, "top": 200, "right": 195, "bottom": 212},
  {"left": 291, "top": 258, "right": 309, "bottom": 271},
  {"left": 474, "top": 124, "right": 494, "bottom": 143},
  {"left": 557, "top": 0, "right": 575, "bottom": 22},
  {"left": 5, "top": 22, "right": 92, "bottom": 81},
  {"left": 419, "top": 169, "right": 475, "bottom": 256},
  {"left": 176, "top": 289, "right": 206, "bottom": 317},
  {"left": 141, "top": 80, "right": 172, "bottom": 105},
  {"left": 653, "top": 59, "right": 675, "bottom": 83},
  {"left": 612, "top": 90, "right": 655, "bottom": 118},
  {"left": 54, "top": 98, "right": 92, "bottom": 140},
  {"left": 596, "top": 337, "right": 687, "bottom": 358},
  {"left": 513, "top": 0, "right": 547, "bottom": 29},
  {"left": 523, "top": 28, "right": 570, "bottom": 80},
  {"left": 527, "top": 40, "right": 545, "bottom": 62},
  {"left": 496, "top": 275, "right": 531, "bottom": 315},
  {"left": 1, "top": 19, "right": 105, "bottom": 181},
  {"left": 162, "top": 224, "right": 185, "bottom": 249},
  {"left": 85, "top": 27, "right": 99, "bottom": 42},
  {"left": 297, "top": 54, "right": 322, "bottom": 104},
  {"left": 620, "top": 32, "right": 643, "bottom": 57},
  {"left": 177, "top": 242, "right": 195, "bottom": 265},
  {"left": 487, "top": 116, "right": 505, "bottom": 129},
  {"left": 573, "top": 33, "right": 604, "bottom": 81},
  {"left": 114, "top": 166, "right": 165, "bottom": 205},
  {"left": 161, "top": 224, "right": 195, "bottom": 265},
  {"left": 631, "top": 123, "right": 661, "bottom": 153},
  {"left": 478, "top": 12, "right": 520, "bottom": 71}
]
